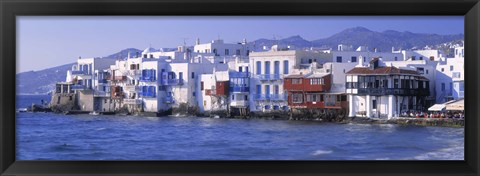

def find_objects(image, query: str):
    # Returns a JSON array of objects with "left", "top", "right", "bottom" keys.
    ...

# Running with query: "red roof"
[{"left": 346, "top": 66, "right": 419, "bottom": 75}]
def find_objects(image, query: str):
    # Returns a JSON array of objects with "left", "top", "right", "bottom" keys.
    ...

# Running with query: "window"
[
  {"left": 441, "top": 68, "right": 445, "bottom": 72},
  {"left": 372, "top": 100, "right": 377, "bottom": 109},
  {"left": 351, "top": 56, "right": 357, "bottom": 62},
  {"left": 256, "top": 85, "right": 262, "bottom": 94},
  {"left": 419, "top": 56, "right": 423, "bottom": 60},
  {"left": 244, "top": 95, "right": 248, "bottom": 101},
  {"left": 236, "top": 49, "right": 241, "bottom": 55},
  {"left": 452, "top": 72, "right": 461, "bottom": 78},
  {"left": 450, "top": 65, "right": 454, "bottom": 71},
  {"left": 274, "top": 61, "right": 280, "bottom": 75},
  {"left": 213, "top": 49, "right": 217, "bottom": 55},
  {"left": 426, "top": 70, "right": 429, "bottom": 74},
  {"left": 394, "top": 57, "right": 398, "bottom": 61},
  {"left": 191, "top": 72, "right": 195, "bottom": 79},
  {"left": 239, "top": 67, "right": 243, "bottom": 72},
  {"left": 394, "top": 79, "right": 399, "bottom": 88},
  {"left": 179, "top": 72, "right": 183, "bottom": 80},
  {"left": 256, "top": 61, "right": 262, "bottom": 74},
  {"left": 274, "top": 85, "right": 279, "bottom": 94},
  {"left": 441, "top": 83, "right": 445, "bottom": 91},
  {"left": 292, "top": 93, "right": 303, "bottom": 103},
  {"left": 310, "top": 78, "right": 324, "bottom": 85},
  {"left": 193, "top": 92, "right": 196, "bottom": 97},
  {"left": 201, "top": 82, "right": 204, "bottom": 90},
  {"left": 283, "top": 60, "right": 289, "bottom": 74},
  {"left": 336, "top": 56, "right": 342, "bottom": 63},
  {"left": 264, "top": 61, "right": 270, "bottom": 75},
  {"left": 417, "top": 68, "right": 425, "bottom": 74},
  {"left": 225, "top": 49, "right": 229, "bottom": 55},
  {"left": 232, "top": 94, "right": 235, "bottom": 100},
  {"left": 292, "top": 78, "right": 302, "bottom": 84}
]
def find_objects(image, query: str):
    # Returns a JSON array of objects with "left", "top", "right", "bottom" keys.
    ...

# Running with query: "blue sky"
[{"left": 17, "top": 16, "right": 463, "bottom": 73}]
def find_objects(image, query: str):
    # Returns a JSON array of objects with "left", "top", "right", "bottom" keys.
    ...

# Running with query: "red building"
[
  {"left": 284, "top": 73, "right": 348, "bottom": 109},
  {"left": 205, "top": 81, "right": 229, "bottom": 96}
]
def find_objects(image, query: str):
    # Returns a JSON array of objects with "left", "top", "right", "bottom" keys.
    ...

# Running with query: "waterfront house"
[
  {"left": 65, "top": 57, "right": 116, "bottom": 112},
  {"left": 345, "top": 58, "right": 431, "bottom": 119},
  {"left": 248, "top": 45, "right": 332, "bottom": 112},
  {"left": 197, "top": 70, "right": 230, "bottom": 113},
  {"left": 435, "top": 45, "right": 464, "bottom": 103}
]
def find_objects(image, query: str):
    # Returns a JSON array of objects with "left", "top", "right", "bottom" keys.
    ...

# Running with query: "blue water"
[{"left": 16, "top": 95, "right": 464, "bottom": 160}]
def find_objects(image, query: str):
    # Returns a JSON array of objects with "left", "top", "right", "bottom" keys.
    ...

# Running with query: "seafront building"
[
  {"left": 345, "top": 58, "right": 431, "bottom": 119},
  {"left": 50, "top": 39, "right": 463, "bottom": 119},
  {"left": 248, "top": 45, "right": 332, "bottom": 112}
]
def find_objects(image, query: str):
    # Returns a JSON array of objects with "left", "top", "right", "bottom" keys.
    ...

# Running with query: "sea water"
[{"left": 16, "top": 95, "right": 464, "bottom": 160}]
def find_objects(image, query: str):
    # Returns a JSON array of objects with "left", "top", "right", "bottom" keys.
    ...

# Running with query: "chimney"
[{"left": 196, "top": 38, "right": 200, "bottom": 45}]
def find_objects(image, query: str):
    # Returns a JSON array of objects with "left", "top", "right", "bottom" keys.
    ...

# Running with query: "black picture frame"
[{"left": 1, "top": 0, "right": 479, "bottom": 175}]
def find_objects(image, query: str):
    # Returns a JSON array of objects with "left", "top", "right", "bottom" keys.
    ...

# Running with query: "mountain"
[
  {"left": 16, "top": 48, "right": 142, "bottom": 95},
  {"left": 16, "top": 63, "right": 75, "bottom": 95},
  {"left": 250, "top": 26, "right": 464, "bottom": 52}
]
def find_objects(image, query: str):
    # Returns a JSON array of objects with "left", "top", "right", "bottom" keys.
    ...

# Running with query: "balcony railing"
[
  {"left": 124, "top": 85, "right": 141, "bottom": 92},
  {"left": 140, "top": 76, "right": 156, "bottom": 82},
  {"left": 93, "top": 91, "right": 110, "bottom": 97},
  {"left": 230, "top": 100, "right": 249, "bottom": 107},
  {"left": 229, "top": 72, "right": 250, "bottom": 78},
  {"left": 164, "top": 96, "right": 174, "bottom": 104},
  {"left": 124, "top": 99, "right": 142, "bottom": 105},
  {"left": 161, "top": 79, "right": 183, "bottom": 86},
  {"left": 229, "top": 86, "right": 249, "bottom": 92},
  {"left": 356, "top": 88, "right": 429, "bottom": 96},
  {"left": 128, "top": 70, "right": 142, "bottom": 76},
  {"left": 108, "top": 76, "right": 127, "bottom": 81},
  {"left": 71, "top": 85, "right": 87, "bottom": 90},
  {"left": 97, "top": 79, "right": 108, "bottom": 84},
  {"left": 270, "top": 94, "right": 287, "bottom": 101},
  {"left": 258, "top": 74, "right": 282, "bottom": 81},
  {"left": 140, "top": 92, "right": 156, "bottom": 98},
  {"left": 71, "top": 70, "right": 88, "bottom": 75},
  {"left": 254, "top": 94, "right": 287, "bottom": 101}
]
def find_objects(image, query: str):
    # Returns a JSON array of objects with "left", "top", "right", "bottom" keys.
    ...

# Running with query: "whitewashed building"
[
  {"left": 248, "top": 45, "right": 332, "bottom": 112},
  {"left": 435, "top": 46, "right": 464, "bottom": 103},
  {"left": 346, "top": 58, "right": 431, "bottom": 119}
]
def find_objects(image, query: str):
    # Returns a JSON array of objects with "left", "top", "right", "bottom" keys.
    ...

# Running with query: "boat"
[
  {"left": 213, "top": 115, "right": 220, "bottom": 119},
  {"left": 16, "top": 108, "right": 28, "bottom": 113},
  {"left": 89, "top": 111, "right": 100, "bottom": 116}
]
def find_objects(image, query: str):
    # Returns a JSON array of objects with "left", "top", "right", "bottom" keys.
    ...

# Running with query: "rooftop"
[{"left": 346, "top": 66, "right": 419, "bottom": 75}]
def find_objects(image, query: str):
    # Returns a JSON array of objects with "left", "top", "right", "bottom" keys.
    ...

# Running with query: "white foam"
[
  {"left": 312, "top": 150, "right": 333, "bottom": 156},
  {"left": 413, "top": 146, "right": 464, "bottom": 160}
]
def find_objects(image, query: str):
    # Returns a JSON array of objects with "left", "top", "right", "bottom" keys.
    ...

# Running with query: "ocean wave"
[
  {"left": 413, "top": 146, "right": 464, "bottom": 160},
  {"left": 312, "top": 149, "right": 333, "bottom": 156}
]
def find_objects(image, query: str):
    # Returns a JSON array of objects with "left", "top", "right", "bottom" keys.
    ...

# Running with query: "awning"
[
  {"left": 446, "top": 99, "right": 464, "bottom": 111},
  {"left": 428, "top": 104, "right": 446, "bottom": 111}
]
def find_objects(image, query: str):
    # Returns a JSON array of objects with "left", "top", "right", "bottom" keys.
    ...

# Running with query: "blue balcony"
[
  {"left": 254, "top": 94, "right": 270, "bottom": 100},
  {"left": 164, "top": 96, "right": 174, "bottom": 104},
  {"left": 71, "top": 85, "right": 87, "bottom": 90},
  {"left": 161, "top": 79, "right": 184, "bottom": 86},
  {"left": 229, "top": 72, "right": 250, "bottom": 78},
  {"left": 140, "top": 92, "right": 156, "bottom": 98},
  {"left": 270, "top": 94, "right": 287, "bottom": 101},
  {"left": 140, "top": 76, "right": 156, "bottom": 82},
  {"left": 97, "top": 79, "right": 108, "bottom": 84},
  {"left": 258, "top": 74, "right": 282, "bottom": 81},
  {"left": 254, "top": 94, "right": 286, "bottom": 101},
  {"left": 71, "top": 70, "right": 88, "bottom": 75},
  {"left": 229, "top": 85, "right": 249, "bottom": 92}
]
